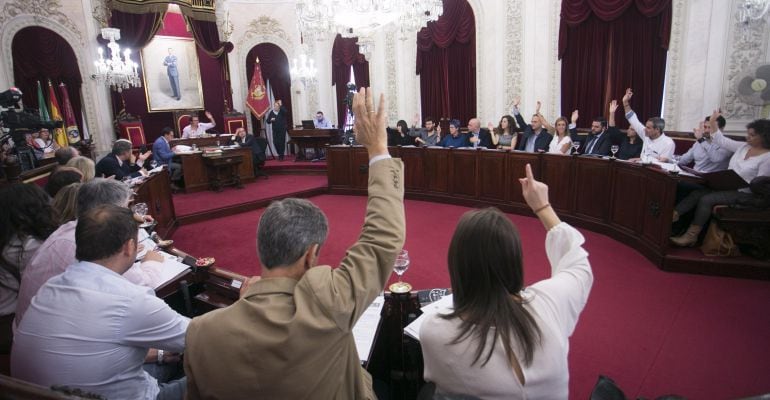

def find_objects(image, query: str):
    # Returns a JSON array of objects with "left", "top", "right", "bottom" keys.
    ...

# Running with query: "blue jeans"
[{"left": 143, "top": 363, "right": 186, "bottom": 400}]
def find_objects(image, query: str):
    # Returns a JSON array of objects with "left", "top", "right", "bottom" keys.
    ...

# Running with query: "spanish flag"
[
  {"left": 58, "top": 83, "right": 80, "bottom": 144},
  {"left": 47, "top": 80, "right": 68, "bottom": 148},
  {"left": 246, "top": 58, "right": 270, "bottom": 119}
]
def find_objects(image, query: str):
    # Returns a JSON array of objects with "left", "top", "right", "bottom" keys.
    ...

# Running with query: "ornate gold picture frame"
[{"left": 140, "top": 36, "right": 204, "bottom": 112}]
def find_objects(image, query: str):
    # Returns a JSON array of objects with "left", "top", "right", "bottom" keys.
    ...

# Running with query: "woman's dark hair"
[
  {"left": 747, "top": 119, "right": 770, "bottom": 149},
  {"left": 0, "top": 183, "right": 57, "bottom": 270},
  {"left": 497, "top": 115, "right": 517, "bottom": 135},
  {"left": 396, "top": 120, "right": 409, "bottom": 135},
  {"left": 443, "top": 208, "right": 541, "bottom": 367}
]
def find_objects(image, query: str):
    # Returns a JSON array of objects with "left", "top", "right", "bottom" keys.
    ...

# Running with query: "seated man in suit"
[
  {"left": 183, "top": 88, "right": 405, "bottom": 399},
  {"left": 580, "top": 117, "right": 613, "bottom": 156},
  {"left": 95, "top": 139, "right": 151, "bottom": 180},
  {"left": 153, "top": 127, "right": 183, "bottom": 188},
  {"left": 513, "top": 98, "right": 553, "bottom": 152},
  {"left": 12, "top": 204, "right": 189, "bottom": 400},
  {"left": 467, "top": 118, "right": 494, "bottom": 149},
  {"left": 231, "top": 127, "right": 267, "bottom": 177}
]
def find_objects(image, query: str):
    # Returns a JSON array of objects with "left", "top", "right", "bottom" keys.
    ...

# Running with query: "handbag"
[{"left": 700, "top": 221, "right": 741, "bottom": 257}]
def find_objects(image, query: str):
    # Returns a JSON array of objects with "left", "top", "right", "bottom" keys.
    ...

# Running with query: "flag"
[
  {"left": 246, "top": 58, "right": 270, "bottom": 119},
  {"left": 81, "top": 108, "right": 90, "bottom": 141},
  {"left": 58, "top": 83, "right": 80, "bottom": 144},
  {"left": 47, "top": 80, "right": 68, "bottom": 148},
  {"left": 263, "top": 79, "right": 277, "bottom": 157},
  {"left": 36, "top": 81, "right": 50, "bottom": 122}
]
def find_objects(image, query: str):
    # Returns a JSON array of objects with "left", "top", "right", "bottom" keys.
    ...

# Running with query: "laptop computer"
[{"left": 301, "top": 120, "right": 315, "bottom": 129}]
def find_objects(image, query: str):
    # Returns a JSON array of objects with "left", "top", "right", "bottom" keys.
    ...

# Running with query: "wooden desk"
[
  {"left": 132, "top": 169, "right": 176, "bottom": 238},
  {"left": 169, "top": 135, "right": 232, "bottom": 148},
  {"left": 203, "top": 153, "right": 244, "bottom": 191},
  {"left": 328, "top": 146, "right": 678, "bottom": 266},
  {"left": 177, "top": 147, "right": 254, "bottom": 193},
  {"left": 288, "top": 128, "right": 340, "bottom": 161}
]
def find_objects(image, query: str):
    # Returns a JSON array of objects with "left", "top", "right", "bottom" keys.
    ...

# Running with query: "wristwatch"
[{"left": 157, "top": 349, "right": 164, "bottom": 365}]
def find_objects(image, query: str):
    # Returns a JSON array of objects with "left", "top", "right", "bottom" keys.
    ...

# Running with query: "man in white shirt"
[
  {"left": 12, "top": 204, "right": 189, "bottom": 400},
  {"left": 313, "top": 111, "right": 333, "bottom": 128},
  {"left": 622, "top": 88, "right": 675, "bottom": 162},
  {"left": 181, "top": 111, "right": 216, "bottom": 139}
]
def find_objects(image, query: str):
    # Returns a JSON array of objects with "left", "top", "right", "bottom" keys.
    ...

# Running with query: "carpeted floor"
[
  {"left": 172, "top": 194, "right": 770, "bottom": 399},
  {"left": 172, "top": 175, "right": 328, "bottom": 216}
]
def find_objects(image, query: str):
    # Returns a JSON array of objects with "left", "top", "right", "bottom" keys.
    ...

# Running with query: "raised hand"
[
  {"left": 536, "top": 101, "right": 542, "bottom": 114},
  {"left": 205, "top": 111, "right": 213, "bottom": 120},
  {"left": 518, "top": 163, "right": 549, "bottom": 212},
  {"left": 512, "top": 96, "right": 521, "bottom": 109},
  {"left": 413, "top": 113, "right": 420, "bottom": 127},
  {"left": 609, "top": 100, "right": 618, "bottom": 114},
  {"left": 352, "top": 88, "right": 388, "bottom": 158},
  {"left": 693, "top": 121, "right": 704, "bottom": 140},
  {"left": 571, "top": 110, "right": 579, "bottom": 124},
  {"left": 709, "top": 109, "right": 721, "bottom": 135},
  {"left": 487, "top": 122, "right": 495, "bottom": 131},
  {"left": 622, "top": 88, "right": 633, "bottom": 104}
]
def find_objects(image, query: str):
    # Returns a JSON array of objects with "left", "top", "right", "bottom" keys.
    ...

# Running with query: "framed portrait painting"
[{"left": 140, "top": 36, "right": 204, "bottom": 112}]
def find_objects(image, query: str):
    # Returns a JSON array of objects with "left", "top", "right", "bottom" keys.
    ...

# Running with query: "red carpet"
[
  {"left": 172, "top": 195, "right": 770, "bottom": 399},
  {"left": 263, "top": 154, "right": 327, "bottom": 171},
  {"left": 172, "top": 175, "right": 327, "bottom": 216}
]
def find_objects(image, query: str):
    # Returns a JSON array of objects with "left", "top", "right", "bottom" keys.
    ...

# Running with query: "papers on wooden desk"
[
  {"left": 352, "top": 295, "right": 385, "bottom": 363},
  {"left": 679, "top": 166, "right": 749, "bottom": 190},
  {"left": 404, "top": 294, "right": 454, "bottom": 341}
]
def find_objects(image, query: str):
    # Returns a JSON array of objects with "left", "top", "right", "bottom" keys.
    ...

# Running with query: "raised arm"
[
  {"left": 622, "top": 88, "right": 648, "bottom": 141},
  {"left": 608, "top": 100, "right": 618, "bottom": 127},
  {"left": 488, "top": 122, "right": 499, "bottom": 145},
  {"left": 313, "top": 88, "right": 405, "bottom": 330}
]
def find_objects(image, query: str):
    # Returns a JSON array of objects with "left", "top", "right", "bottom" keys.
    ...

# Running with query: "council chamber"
[{"left": 0, "top": 0, "right": 769, "bottom": 399}]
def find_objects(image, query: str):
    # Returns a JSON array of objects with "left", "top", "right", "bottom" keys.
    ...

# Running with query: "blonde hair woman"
[{"left": 66, "top": 156, "right": 95, "bottom": 182}]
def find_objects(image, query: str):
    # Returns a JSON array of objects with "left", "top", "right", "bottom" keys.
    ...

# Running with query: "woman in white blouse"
[
  {"left": 420, "top": 164, "right": 593, "bottom": 400},
  {"left": 671, "top": 111, "right": 770, "bottom": 246},
  {"left": 543, "top": 116, "right": 573, "bottom": 154}
]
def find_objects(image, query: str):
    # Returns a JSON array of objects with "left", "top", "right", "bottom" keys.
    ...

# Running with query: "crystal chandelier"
[
  {"left": 91, "top": 28, "right": 141, "bottom": 92},
  {"left": 290, "top": 50, "right": 318, "bottom": 85},
  {"left": 296, "top": 0, "right": 443, "bottom": 39}
]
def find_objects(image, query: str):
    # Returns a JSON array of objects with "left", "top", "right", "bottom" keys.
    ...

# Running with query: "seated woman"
[
  {"left": 34, "top": 129, "right": 60, "bottom": 156},
  {"left": 488, "top": 115, "right": 518, "bottom": 150},
  {"left": 608, "top": 100, "right": 642, "bottom": 160},
  {"left": 542, "top": 116, "right": 572, "bottom": 154},
  {"left": 66, "top": 156, "right": 96, "bottom": 182},
  {"left": 0, "top": 183, "right": 58, "bottom": 354},
  {"left": 420, "top": 164, "right": 593, "bottom": 399},
  {"left": 438, "top": 120, "right": 470, "bottom": 148},
  {"left": 670, "top": 111, "right": 770, "bottom": 246},
  {"left": 390, "top": 120, "right": 416, "bottom": 146}
]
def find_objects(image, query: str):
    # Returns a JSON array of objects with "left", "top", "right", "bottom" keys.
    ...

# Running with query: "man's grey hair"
[
  {"left": 112, "top": 139, "right": 133, "bottom": 156},
  {"left": 648, "top": 117, "right": 665, "bottom": 132},
  {"left": 257, "top": 198, "right": 329, "bottom": 269},
  {"left": 77, "top": 178, "right": 132, "bottom": 218}
]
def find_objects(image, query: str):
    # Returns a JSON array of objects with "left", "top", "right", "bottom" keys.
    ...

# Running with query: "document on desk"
[
  {"left": 352, "top": 295, "right": 385, "bottom": 363},
  {"left": 403, "top": 294, "right": 454, "bottom": 341}
]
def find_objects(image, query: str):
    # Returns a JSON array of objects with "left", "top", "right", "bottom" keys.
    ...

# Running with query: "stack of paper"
[
  {"left": 403, "top": 294, "right": 454, "bottom": 341},
  {"left": 352, "top": 296, "right": 385, "bottom": 363}
]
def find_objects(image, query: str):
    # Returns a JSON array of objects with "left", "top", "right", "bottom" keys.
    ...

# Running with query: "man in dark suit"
[
  {"left": 95, "top": 139, "right": 150, "bottom": 180},
  {"left": 467, "top": 118, "right": 494, "bottom": 149},
  {"left": 266, "top": 99, "right": 288, "bottom": 160},
  {"left": 580, "top": 117, "right": 613, "bottom": 156},
  {"left": 152, "top": 127, "right": 183, "bottom": 188},
  {"left": 513, "top": 100, "right": 553, "bottom": 152}
]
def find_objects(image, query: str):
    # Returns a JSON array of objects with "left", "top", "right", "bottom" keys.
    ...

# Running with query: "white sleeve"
[
  {"left": 661, "top": 137, "right": 676, "bottom": 159},
  {"left": 711, "top": 129, "right": 745, "bottom": 153},
  {"left": 120, "top": 289, "right": 189, "bottom": 352},
  {"left": 202, "top": 121, "right": 216, "bottom": 129},
  {"left": 181, "top": 127, "right": 190, "bottom": 139},
  {"left": 625, "top": 111, "right": 649, "bottom": 144},
  {"left": 123, "top": 260, "right": 163, "bottom": 288},
  {"left": 528, "top": 223, "right": 593, "bottom": 337}
]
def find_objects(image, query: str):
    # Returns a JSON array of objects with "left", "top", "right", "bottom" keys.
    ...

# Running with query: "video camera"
[{"left": 0, "top": 87, "right": 64, "bottom": 171}]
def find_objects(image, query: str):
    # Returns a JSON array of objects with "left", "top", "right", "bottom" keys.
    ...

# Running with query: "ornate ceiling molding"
[
  {"left": 237, "top": 16, "right": 292, "bottom": 50},
  {"left": 663, "top": 0, "right": 686, "bottom": 128},
  {"left": 0, "top": 0, "right": 83, "bottom": 44},
  {"left": 723, "top": 3, "right": 769, "bottom": 121}
]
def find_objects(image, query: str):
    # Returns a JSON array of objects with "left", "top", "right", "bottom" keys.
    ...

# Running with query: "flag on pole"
[
  {"left": 263, "top": 79, "right": 278, "bottom": 157},
  {"left": 36, "top": 81, "right": 50, "bottom": 122},
  {"left": 58, "top": 83, "right": 80, "bottom": 144},
  {"left": 81, "top": 108, "right": 90, "bottom": 141},
  {"left": 246, "top": 58, "right": 270, "bottom": 119},
  {"left": 47, "top": 80, "right": 68, "bottom": 148}
]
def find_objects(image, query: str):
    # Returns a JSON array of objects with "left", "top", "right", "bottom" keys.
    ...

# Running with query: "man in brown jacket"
[{"left": 183, "top": 88, "right": 404, "bottom": 399}]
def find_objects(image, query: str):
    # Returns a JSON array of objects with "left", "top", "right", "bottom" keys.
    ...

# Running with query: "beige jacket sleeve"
[{"left": 304, "top": 157, "right": 406, "bottom": 331}]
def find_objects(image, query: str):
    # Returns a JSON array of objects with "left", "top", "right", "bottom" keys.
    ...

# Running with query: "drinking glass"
[
  {"left": 390, "top": 250, "right": 411, "bottom": 292},
  {"left": 132, "top": 202, "right": 148, "bottom": 222},
  {"left": 670, "top": 154, "right": 681, "bottom": 174},
  {"left": 348, "top": 136, "right": 355, "bottom": 146},
  {"left": 572, "top": 141, "right": 581, "bottom": 155},
  {"left": 610, "top": 145, "right": 619, "bottom": 159}
]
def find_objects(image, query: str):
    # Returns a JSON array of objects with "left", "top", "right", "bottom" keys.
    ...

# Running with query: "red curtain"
[
  {"left": 245, "top": 43, "right": 292, "bottom": 137},
  {"left": 332, "top": 35, "right": 370, "bottom": 129},
  {"left": 416, "top": 0, "right": 475, "bottom": 126},
  {"left": 559, "top": 0, "right": 671, "bottom": 128},
  {"left": 12, "top": 27, "right": 83, "bottom": 132}
]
